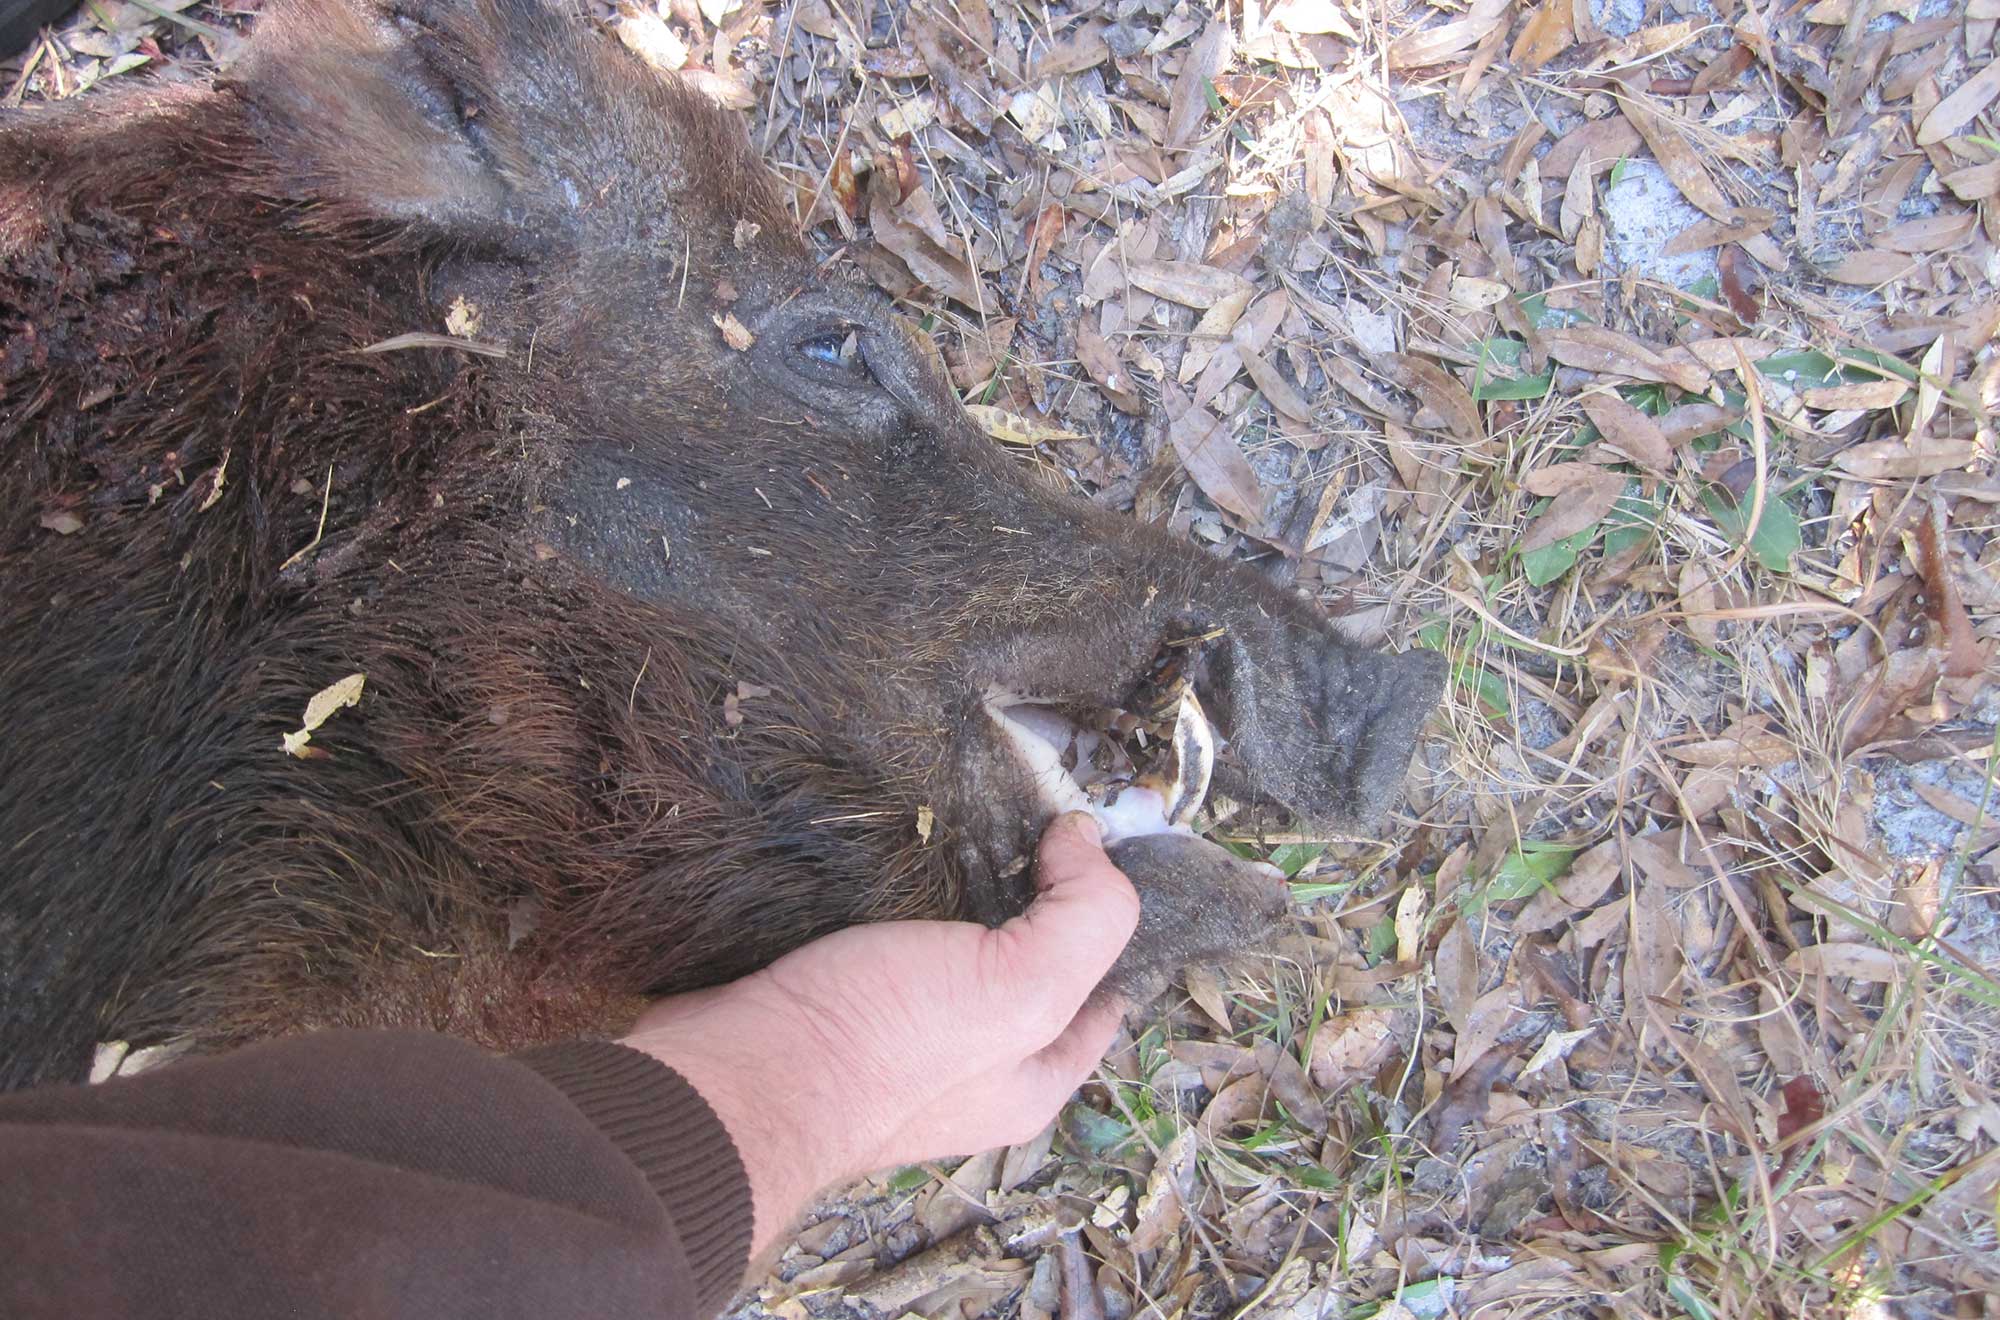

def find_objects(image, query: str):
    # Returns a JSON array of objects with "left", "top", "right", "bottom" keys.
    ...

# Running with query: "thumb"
[{"left": 987, "top": 813, "right": 1140, "bottom": 1031}]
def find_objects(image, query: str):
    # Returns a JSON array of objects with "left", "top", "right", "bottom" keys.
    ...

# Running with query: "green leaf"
[
  {"left": 1601, "top": 491, "right": 1664, "bottom": 561},
  {"left": 1466, "top": 664, "right": 1509, "bottom": 717},
  {"left": 1756, "top": 349, "right": 1843, "bottom": 389},
  {"left": 1416, "top": 624, "right": 1509, "bottom": 716},
  {"left": 1521, "top": 522, "right": 1597, "bottom": 586},
  {"left": 1608, "top": 155, "right": 1633, "bottom": 189},
  {"left": 1701, "top": 486, "right": 1801, "bottom": 574},
  {"left": 1061, "top": 1104, "right": 1132, "bottom": 1157},
  {"left": 1292, "top": 1164, "right": 1340, "bottom": 1191},
  {"left": 1268, "top": 842, "right": 1327, "bottom": 878},
  {"left": 1475, "top": 371, "right": 1553, "bottom": 401},
  {"left": 1481, "top": 842, "right": 1579, "bottom": 904},
  {"left": 1365, "top": 912, "right": 1398, "bottom": 960},
  {"left": 1665, "top": 1274, "right": 1719, "bottom": 1320},
  {"left": 1517, "top": 293, "right": 1586, "bottom": 331},
  {"left": 883, "top": 1164, "right": 932, "bottom": 1192}
]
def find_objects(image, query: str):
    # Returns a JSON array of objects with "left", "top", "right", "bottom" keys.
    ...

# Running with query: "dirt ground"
[{"left": 8, "top": 0, "right": 1998, "bottom": 1316}]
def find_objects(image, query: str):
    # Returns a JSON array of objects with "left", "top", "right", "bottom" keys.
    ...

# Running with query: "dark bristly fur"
[{"left": 0, "top": 0, "right": 1445, "bottom": 1091}]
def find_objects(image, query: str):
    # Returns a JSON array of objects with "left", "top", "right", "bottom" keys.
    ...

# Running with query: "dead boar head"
[{"left": 0, "top": 0, "right": 1443, "bottom": 1085}]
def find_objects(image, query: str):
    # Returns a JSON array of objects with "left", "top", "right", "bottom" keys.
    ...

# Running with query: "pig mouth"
[{"left": 984, "top": 682, "right": 1218, "bottom": 846}]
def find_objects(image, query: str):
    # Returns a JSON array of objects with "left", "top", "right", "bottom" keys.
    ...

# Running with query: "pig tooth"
[{"left": 1163, "top": 686, "right": 1214, "bottom": 830}]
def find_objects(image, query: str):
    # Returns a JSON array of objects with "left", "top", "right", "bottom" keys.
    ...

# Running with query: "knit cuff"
[{"left": 514, "top": 1040, "right": 752, "bottom": 1314}]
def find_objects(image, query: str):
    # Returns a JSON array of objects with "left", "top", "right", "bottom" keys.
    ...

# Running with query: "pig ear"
[{"left": 228, "top": 0, "right": 518, "bottom": 236}]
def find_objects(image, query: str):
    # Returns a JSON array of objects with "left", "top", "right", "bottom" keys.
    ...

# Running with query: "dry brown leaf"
[
  {"left": 1627, "top": 831, "right": 1705, "bottom": 890},
  {"left": 1308, "top": 1009, "right": 1398, "bottom": 1090},
  {"left": 1302, "top": 110, "right": 1335, "bottom": 212},
  {"left": 1165, "top": 19, "right": 1231, "bottom": 149},
  {"left": 1650, "top": 1015, "right": 1752, "bottom": 1141},
  {"left": 1822, "top": 248, "right": 1921, "bottom": 285},
  {"left": 912, "top": 18, "right": 1000, "bottom": 134},
  {"left": 1393, "top": 882, "right": 1425, "bottom": 965},
  {"left": 1386, "top": 353, "right": 1481, "bottom": 440},
  {"left": 1431, "top": 1043, "right": 1513, "bottom": 1152},
  {"left": 1575, "top": 214, "right": 1604, "bottom": 275},
  {"left": 1665, "top": 727, "right": 1797, "bottom": 767},
  {"left": 1388, "top": 0, "right": 1508, "bottom": 69},
  {"left": 1128, "top": 1127, "right": 1195, "bottom": 1254},
  {"left": 1321, "top": 354, "right": 1409, "bottom": 424},
  {"left": 964, "top": 405, "right": 1083, "bottom": 448},
  {"left": 1661, "top": 207, "right": 1776, "bottom": 257},
  {"left": 1198, "top": 1070, "right": 1268, "bottom": 1139},
  {"left": 1915, "top": 502, "right": 1986, "bottom": 679},
  {"left": 711, "top": 312, "right": 754, "bottom": 350},
  {"left": 1840, "top": 645, "right": 1943, "bottom": 753},
  {"left": 1177, "top": 286, "right": 1256, "bottom": 384},
  {"left": 919, "top": 1147, "right": 1002, "bottom": 1241},
  {"left": 1026, "top": 21, "right": 1109, "bottom": 79},
  {"left": 1617, "top": 84, "right": 1733, "bottom": 221},
  {"left": 1658, "top": 402, "right": 1741, "bottom": 446},
  {"left": 1511, "top": 0, "right": 1575, "bottom": 70},
  {"left": 1917, "top": 55, "right": 2000, "bottom": 146},
  {"left": 1580, "top": 391, "right": 1674, "bottom": 470},
  {"left": 1540, "top": 117, "right": 1642, "bottom": 180},
  {"left": 1559, "top": 152, "right": 1595, "bottom": 244},
  {"left": 1162, "top": 384, "right": 1266, "bottom": 528},
  {"left": 1787, "top": 943, "right": 1904, "bottom": 981},
  {"left": 866, "top": 171, "right": 988, "bottom": 310},
  {"left": 1182, "top": 964, "right": 1233, "bottom": 1033},
  {"left": 1941, "top": 160, "right": 2000, "bottom": 201},
  {"left": 1262, "top": 0, "right": 1361, "bottom": 40},
  {"left": 1240, "top": 349, "right": 1314, "bottom": 427},
  {"left": 944, "top": 316, "right": 1016, "bottom": 390},
  {"left": 1877, "top": 211, "right": 1979, "bottom": 252},
  {"left": 1075, "top": 321, "right": 1145, "bottom": 414},
  {"left": 1521, "top": 470, "right": 1625, "bottom": 552},
  {"left": 1253, "top": 1038, "right": 1328, "bottom": 1133},
  {"left": 1020, "top": 203, "right": 1064, "bottom": 298},
  {"left": 1450, "top": 986, "right": 1519, "bottom": 1081},
  {"left": 1191, "top": 294, "right": 1288, "bottom": 410},
  {"left": 1627, "top": 875, "right": 1681, "bottom": 1009},
  {"left": 1123, "top": 259, "right": 1255, "bottom": 309},
  {"left": 1834, "top": 436, "right": 1981, "bottom": 479},
  {"left": 283, "top": 673, "right": 366, "bottom": 757},
  {"left": 1517, "top": 838, "right": 1621, "bottom": 933},
  {"left": 1449, "top": 276, "right": 1512, "bottom": 312},
  {"left": 1521, "top": 461, "right": 1616, "bottom": 497},
  {"left": 1800, "top": 377, "right": 1908, "bottom": 411},
  {"left": 1542, "top": 325, "right": 1710, "bottom": 392},
  {"left": 1434, "top": 916, "right": 1477, "bottom": 1034}
]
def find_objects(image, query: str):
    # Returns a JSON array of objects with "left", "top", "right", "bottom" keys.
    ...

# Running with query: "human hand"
[{"left": 622, "top": 812, "right": 1140, "bottom": 1252}]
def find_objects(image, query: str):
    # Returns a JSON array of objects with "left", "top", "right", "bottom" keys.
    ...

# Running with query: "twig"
[
  {"left": 278, "top": 463, "right": 335, "bottom": 573},
  {"left": 358, "top": 332, "right": 506, "bottom": 359}
]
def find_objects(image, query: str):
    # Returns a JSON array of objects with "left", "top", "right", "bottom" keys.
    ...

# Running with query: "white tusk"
[{"left": 1163, "top": 686, "right": 1214, "bottom": 830}]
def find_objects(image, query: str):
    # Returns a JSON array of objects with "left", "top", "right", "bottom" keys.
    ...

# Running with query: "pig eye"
[{"left": 793, "top": 327, "right": 874, "bottom": 385}]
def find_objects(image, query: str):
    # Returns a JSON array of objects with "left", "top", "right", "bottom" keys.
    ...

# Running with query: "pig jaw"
[{"left": 954, "top": 592, "right": 1445, "bottom": 993}]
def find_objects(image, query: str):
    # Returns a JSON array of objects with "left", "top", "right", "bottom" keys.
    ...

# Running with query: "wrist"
[{"left": 623, "top": 990, "right": 839, "bottom": 1251}]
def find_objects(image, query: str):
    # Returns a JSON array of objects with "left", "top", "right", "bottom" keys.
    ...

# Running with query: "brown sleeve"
[{"left": 0, "top": 1031, "right": 752, "bottom": 1320}]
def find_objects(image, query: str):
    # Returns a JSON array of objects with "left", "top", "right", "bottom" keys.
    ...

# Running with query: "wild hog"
[{"left": 0, "top": 0, "right": 1444, "bottom": 1091}]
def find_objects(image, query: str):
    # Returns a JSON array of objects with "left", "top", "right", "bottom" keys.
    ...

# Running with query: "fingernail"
[{"left": 1066, "top": 811, "right": 1101, "bottom": 847}]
